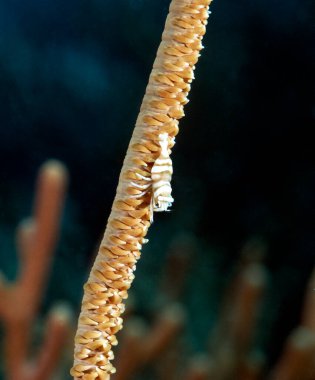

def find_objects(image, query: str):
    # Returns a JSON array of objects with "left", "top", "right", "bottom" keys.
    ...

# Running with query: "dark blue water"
[{"left": 0, "top": 0, "right": 314, "bottom": 376}]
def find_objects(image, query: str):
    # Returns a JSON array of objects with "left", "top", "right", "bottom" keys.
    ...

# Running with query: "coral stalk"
[
  {"left": 113, "top": 304, "right": 185, "bottom": 380},
  {"left": 268, "top": 327, "right": 315, "bottom": 380},
  {"left": 0, "top": 160, "right": 69, "bottom": 380},
  {"left": 71, "top": 1, "right": 212, "bottom": 379}
]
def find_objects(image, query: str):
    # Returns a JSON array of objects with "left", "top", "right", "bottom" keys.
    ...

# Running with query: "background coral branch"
[{"left": 0, "top": 160, "right": 72, "bottom": 380}]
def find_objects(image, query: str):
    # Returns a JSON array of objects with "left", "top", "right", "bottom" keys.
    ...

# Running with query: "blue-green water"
[{"left": 0, "top": 0, "right": 314, "bottom": 378}]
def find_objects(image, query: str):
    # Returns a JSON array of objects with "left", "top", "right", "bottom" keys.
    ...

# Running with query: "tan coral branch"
[
  {"left": 0, "top": 160, "right": 68, "bottom": 380},
  {"left": 71, "top": 1, "right": 212, "bottom": 379}
]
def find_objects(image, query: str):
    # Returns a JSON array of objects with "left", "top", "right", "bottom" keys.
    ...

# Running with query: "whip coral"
[{"left": 71, "top": 1, "right": 212, "bottom": 379}]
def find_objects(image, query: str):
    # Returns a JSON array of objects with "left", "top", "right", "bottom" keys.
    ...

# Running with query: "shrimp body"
[{"left": 151, "top": 133, "right": 174, "bottom": 214}]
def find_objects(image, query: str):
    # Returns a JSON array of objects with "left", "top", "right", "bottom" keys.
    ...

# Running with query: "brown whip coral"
[{"left": 71, "top": 0, "right": 212, "bottom": 379}]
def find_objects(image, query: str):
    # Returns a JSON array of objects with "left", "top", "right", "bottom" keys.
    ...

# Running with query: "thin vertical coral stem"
[
  {"left": 28, "top": 304, "right": 73, "bottom": 380},
  {"left": 19, "top": 160, "right": 68, "bottom": 318},
  {"left": 71, "top": 1, "right": 212, "bottom": 379},
  {"left": 0, "top": 160, "right": 68, "bottom": 380},
  {"left": 268, "top": 327, "right": 315, "bottom": 380}
]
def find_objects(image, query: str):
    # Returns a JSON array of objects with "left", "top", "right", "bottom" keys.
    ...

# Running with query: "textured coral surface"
[{"left": 71, "top": 0, "right": 212, "bottom": 379}]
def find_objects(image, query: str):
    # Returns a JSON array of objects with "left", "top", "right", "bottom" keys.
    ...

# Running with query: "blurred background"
[{"left": 0, "top": 0, "right": 314, "bottom": 379}]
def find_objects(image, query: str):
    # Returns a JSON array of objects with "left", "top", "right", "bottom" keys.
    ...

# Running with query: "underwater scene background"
[{"left": 0, "top": 0, "right": 314, "bottom": 379}]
